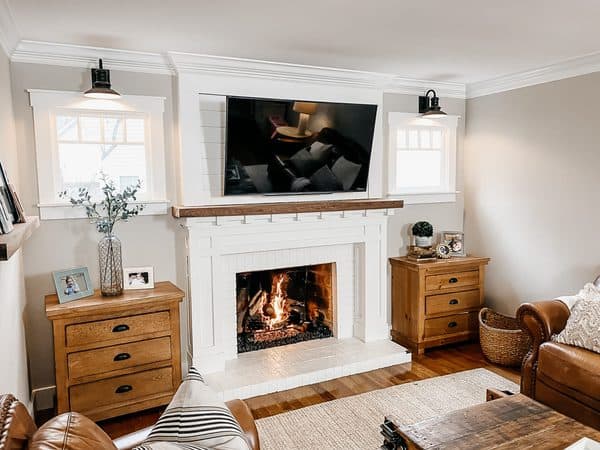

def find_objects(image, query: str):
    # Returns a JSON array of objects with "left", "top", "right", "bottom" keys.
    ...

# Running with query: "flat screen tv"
[{"left": 224, "top": 96, "right": 377, "bottom": 195}]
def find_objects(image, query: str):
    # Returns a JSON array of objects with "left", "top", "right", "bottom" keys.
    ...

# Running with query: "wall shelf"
[
  {"left": 172, "top": 199, "right": 404, "bottom": 218},
  {"left": 0, "top": 216, "right": 40, "bottom": 261}
]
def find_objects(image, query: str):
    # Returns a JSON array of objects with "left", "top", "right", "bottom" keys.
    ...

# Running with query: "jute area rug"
[{"left": 255, "top": 368, "right": 518, "bottom": 450}]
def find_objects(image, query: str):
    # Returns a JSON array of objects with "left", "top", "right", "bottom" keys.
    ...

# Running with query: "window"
[
  {"left": 388, "top": 112, "right": 459, "bottom": 203},
  {"left": 29, "top": 90, "right": 167, "bottom": 219}
]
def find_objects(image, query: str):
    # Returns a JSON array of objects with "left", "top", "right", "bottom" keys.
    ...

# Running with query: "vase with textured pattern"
[{"left": 99, "top": 233, "right": 123, "bottom": 296}]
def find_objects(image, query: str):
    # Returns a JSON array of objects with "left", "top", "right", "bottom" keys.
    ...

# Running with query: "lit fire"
[{"left": 262, "top": 273, "right": 289, "bottom": 329}]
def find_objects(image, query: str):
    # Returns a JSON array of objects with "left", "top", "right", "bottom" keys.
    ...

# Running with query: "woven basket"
[{"left": 479, "top": 308, "right": 531, "bottom": 367}]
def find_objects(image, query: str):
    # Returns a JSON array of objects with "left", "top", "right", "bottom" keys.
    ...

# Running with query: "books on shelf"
[{"left": 0, "top": 161, "right": 25, "bottom": 235}]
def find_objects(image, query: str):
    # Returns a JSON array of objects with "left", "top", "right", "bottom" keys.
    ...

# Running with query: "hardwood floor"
[{"left": 97, "top": 342, "right": 520, "bottom": 438}]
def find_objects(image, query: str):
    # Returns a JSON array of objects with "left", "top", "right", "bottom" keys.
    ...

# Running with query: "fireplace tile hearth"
[{"left": 203, "top": 338, "right": 411, "bottom": 401}]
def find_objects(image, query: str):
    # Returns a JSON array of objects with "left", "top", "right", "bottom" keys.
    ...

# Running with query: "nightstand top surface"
[
  {"left": 390, "top": 255, "right": 490, "bottom": 269},
  {"left": 45, "top": 280, "right": 184, "bottom": 319}
]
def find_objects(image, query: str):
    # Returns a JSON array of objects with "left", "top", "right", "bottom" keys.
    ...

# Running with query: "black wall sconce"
[
  {"left": 84, "top": 59, "right": 120, "bottom": 99},
  {"left": 419, "top": 89, "right": 446, "bottom": 118}
]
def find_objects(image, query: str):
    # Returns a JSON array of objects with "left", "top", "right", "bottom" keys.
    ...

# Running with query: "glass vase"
[{"left": 99, "top": 233, "right": 123, "bottom": 296}]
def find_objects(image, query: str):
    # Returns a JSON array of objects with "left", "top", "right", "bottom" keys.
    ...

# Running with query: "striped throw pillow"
[{"left": 134, "top": 368, "right": 251, "bottom": 450}]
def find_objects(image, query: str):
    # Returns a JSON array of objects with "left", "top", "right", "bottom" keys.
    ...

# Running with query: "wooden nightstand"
[
  {"left": 389, "top": 256, "right": 490, "bottom": 355},
  {"left": 45, "top": 281, "right": 184, "bottom": 421}
]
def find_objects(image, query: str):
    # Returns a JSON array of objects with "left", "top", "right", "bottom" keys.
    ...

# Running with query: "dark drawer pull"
[
  {"left": 448, "top": 277, "right": 458, "bottom": 284},
  {"left": 113, "top": 352, "right": 131, "bottom": 362},
  {"left": 448, "top": 321, "right": 458, "bottom": 328},
  {"left": 449, "top": 299, "right": 459, "bottom": 305},
  {"left": 115, "top": 385, "right": 132, "bottom": 394},
  {"left": 112, "top": 324, "right": 130, "bottom": 333}
]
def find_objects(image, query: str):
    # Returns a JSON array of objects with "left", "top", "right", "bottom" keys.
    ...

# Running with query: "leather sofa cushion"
[
  {"left": 537, "top": 342, "right": 600, "bottom": 404},
  {"left": 30, "top": 412, "right": 116, "bottom": 450}
]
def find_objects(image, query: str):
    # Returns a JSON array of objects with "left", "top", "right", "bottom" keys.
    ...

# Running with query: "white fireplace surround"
[{"left": 181, "top": 208, "right": 395, "bottom": 374}]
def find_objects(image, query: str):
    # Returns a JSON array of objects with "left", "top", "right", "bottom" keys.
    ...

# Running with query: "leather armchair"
[
  {"left": 517, "top": 300, "right": 600, "bottom": 430},
  {"left": 0, "top": 394, "right": 260, "bottom": 450}
]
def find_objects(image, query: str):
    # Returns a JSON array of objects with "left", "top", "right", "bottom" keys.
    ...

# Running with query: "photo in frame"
[
  {"left": 442, "top": 231, "right": 465, "bottom": 257},
  {"left": 123, "top": 266, "right": 155, "bottom": 290},
  {"left": 52, "top": 267, "right": 94, "bottom": 303}
]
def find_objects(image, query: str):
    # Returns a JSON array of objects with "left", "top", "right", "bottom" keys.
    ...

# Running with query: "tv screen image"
[{"left": 224, "top": 96, "right": 377, "bottom": 195}]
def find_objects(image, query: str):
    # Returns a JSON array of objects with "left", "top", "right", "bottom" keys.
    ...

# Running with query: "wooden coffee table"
[{"left": 381, "top": 394, "right": 600, "bottom": 449}]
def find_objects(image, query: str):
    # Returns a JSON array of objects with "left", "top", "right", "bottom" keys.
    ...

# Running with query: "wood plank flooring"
[{"left": 98, "top": 343, "right": 520, "bottom": 438}]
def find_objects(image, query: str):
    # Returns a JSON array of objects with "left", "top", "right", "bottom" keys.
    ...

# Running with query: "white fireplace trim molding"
[{"left": 180, "top": 208, "right": 394, "bottom": 374}]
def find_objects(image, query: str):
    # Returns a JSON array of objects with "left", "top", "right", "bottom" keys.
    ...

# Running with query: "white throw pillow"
[{"left": 552, "top": 298, "right": 600, "bottom": 354}]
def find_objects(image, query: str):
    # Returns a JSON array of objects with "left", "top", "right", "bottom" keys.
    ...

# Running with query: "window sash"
[
  {"left": 51, "top": 109, "right": 152, "bottom": 201},
  {"left": 390, "top": 125, "right": 449, "bottom": 193}
]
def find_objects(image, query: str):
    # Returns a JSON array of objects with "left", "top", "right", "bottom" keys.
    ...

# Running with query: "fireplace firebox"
[{"left": 236, "top": 263, "right": 335, "bottom": 353}]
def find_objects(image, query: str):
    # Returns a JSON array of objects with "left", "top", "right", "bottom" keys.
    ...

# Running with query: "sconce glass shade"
[{"left": 84, "top": 59, "right": 120, "bottom": 99}]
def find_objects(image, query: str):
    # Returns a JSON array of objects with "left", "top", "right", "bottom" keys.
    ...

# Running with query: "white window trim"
[
  {"left": 387, "top": 112, "right": 460, "bottom": 204},
  {"left": 28, "top": 90, "right": 169, "bottom": 220}
]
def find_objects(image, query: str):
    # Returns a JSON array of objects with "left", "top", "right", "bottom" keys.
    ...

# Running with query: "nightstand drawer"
[
  {"left": 424, "top": 313, "right": 474, "bottom": 338},
  {"left": 68, "top": 336, "right": 172, "bottom": 380},
  {"left": 426, "top": 290, "right": 481, "bottom": 316},
  {"left": 425, "top": 270, "right": 479, "bottom": 292},
  {"left": 70, "top": 367, "right": 174, "bottom": 413},
  {"left": 66, "top": 311, "right": 171, "bottom": 348}
]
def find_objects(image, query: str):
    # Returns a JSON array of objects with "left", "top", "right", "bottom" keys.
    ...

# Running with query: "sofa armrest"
[
  {"left": 112, "top": 426, "right": 152, "bottom": 450},
  {"left": 516, "top": 300, "right": 570, "bottom": 396},
  {"left": 226, "top": 399, "right": 260, "bottom": 450}
]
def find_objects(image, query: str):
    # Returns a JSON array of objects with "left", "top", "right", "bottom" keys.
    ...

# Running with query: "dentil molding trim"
[{"left": 467, "top": 50, "right": 600, "bottom": 98}]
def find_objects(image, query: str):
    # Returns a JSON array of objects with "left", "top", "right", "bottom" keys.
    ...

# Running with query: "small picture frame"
[
  {"left": 442, "top": 231, "right": 465, "bottom": 257},
  {"left": 53, "top": 267, "right": 94, "bottom": 303},
  {"left": 123, "top": 266, "right": 155, "bottom": 290}
]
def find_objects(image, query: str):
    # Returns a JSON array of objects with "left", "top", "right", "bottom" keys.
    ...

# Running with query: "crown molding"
[
  {"left": 8, "top": 39, "right": 467, "bottom": 98},
  {"left": 467, "top": 50, "right": 600, "bottom": 98},
  {"left": 168, "top": 51, "right": 467, "bottom": 98},
  {"left": 11, "top": 40, "right": 175, "bottom": 75},
  {"left": 0, "top": 0, "right": 20, "bottom": 57}
]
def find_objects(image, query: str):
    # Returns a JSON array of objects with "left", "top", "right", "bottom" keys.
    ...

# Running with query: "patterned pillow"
[
  {"left": 134, "top": 368, "right": 251, "bottom": 450},
  {"left": 552, "top": 298, "right": 600, "bottom": 354}
]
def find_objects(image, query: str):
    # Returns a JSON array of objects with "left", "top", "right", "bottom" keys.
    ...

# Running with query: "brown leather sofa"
[
  {"left": 0, "top": 394, "right": 260, "bottom": 450},
  {"left": 517, "top": 300, "right": 600, "bottom": 430}
]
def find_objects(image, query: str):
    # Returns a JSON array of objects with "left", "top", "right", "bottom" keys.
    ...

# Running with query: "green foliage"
[
  {"left": 59, "top": 173, "right": 144, "bottom": 234},
  {"left": 412, "top": 221, "right": 433, "bottom": 237}
]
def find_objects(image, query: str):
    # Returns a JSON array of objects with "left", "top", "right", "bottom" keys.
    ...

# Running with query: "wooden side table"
[
  {"left": 389, "top": 256, "right": 490, "bottom": 355},
  {"left": 45, "top": 281, "right": 184, "bottom": 421}
]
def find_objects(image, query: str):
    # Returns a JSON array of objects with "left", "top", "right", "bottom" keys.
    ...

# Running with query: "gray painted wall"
[
  {"left": 10, "top": 62, "right": 183, "bottom": 390},
  {"left": 465, "top": 72, "right": 600, "bottom": 315}
]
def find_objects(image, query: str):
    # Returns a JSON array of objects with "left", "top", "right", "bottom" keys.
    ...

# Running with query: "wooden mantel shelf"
[
  {"left": 0, "top": 216, "right": 40, "bottom": 261},
  {"left": 172, "top": 199, "right": 404, "bottom": 218}
]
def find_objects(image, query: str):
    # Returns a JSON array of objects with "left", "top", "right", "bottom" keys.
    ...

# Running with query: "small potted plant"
[
  {"left": 412, "top": 221, "right": 434, "bottom": 247},
  {"left": 60, "top": 174, "right": 144, "bottom": 296}
]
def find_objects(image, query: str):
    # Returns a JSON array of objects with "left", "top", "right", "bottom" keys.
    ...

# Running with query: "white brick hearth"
[
  {"left": 180, "top": 208, "right": 410, "bottom": 397},
  {"left": 204, "top": 337, "right": 409, "bottom": 401}
]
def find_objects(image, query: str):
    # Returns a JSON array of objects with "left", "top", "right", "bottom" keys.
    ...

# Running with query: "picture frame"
[
  {"left": 8, "top": 184, "right": 26, "bottom": 224},
  {"left": 441, "top": 231, "right": 465, "bottom": 257},
  {"left": 0, "top": 161, "right": 17, "bottom": 225},
  {"left": 52, "top": 267, "right": 94, "bottom": 303},
  {"left": 123, "top": 266, "right": 155, "bottom": 290},
  {"left": 0, "top": 200, "right": 12, "bottom": 234}
]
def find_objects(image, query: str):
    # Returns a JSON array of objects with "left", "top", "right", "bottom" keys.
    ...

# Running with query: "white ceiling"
[{"left": 6, "top": 0, "right": 600, "bottom": 84}]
